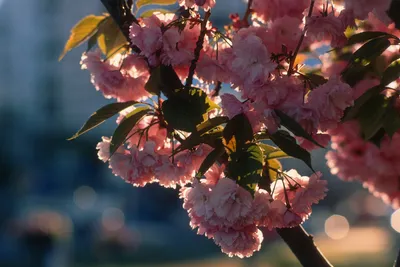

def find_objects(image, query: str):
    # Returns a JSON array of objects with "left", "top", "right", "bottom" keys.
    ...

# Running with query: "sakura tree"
[{"left": 61, "top": 0, "right": 400, "bottom": 266}]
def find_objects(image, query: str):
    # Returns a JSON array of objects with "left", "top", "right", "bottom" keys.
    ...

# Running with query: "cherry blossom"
[
  {"left": 251, "top": 0, "right": 309, "bottom": 22},
  {"left": 229, "top": 27, "right": 276, "bottom": 87},
  {"left": 307, "top": 76, "right": 354, "bottom": 131},
  {"left": 213, "top": 225, "right": 263, "bottom": 258},
  {"left": 178, "top": 0, "right": 216, "bottom": 10},
  {"left": 69, "top": 0, "right": 400, "bottom": 260},
  {"left": 80, "top": 51, "right": 149, "bottom": 102},
  {"left": 306, "top": 12, "right": 347, "bottom": 48}
]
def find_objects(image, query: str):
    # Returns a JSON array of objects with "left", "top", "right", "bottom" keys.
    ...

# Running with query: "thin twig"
[
  {"left": 185, "top": 10, "right": 212, "bottom": 88},
  {"left": 288, "top": 0, "right": 315, "bottom": 75}
]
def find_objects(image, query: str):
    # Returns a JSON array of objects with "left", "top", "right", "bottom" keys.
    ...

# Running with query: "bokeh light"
[
  {"left": 102, "top": 208, "right": 125, "bottom": 231},
  {"left": 325, "top": 215, "right": 350, "bottom": 240},
  {"left": 390, "top": 209, "right": 400, "bottom": 233},
  {"left": 73, "top": 186, "right": 97, "bottom": 210}
]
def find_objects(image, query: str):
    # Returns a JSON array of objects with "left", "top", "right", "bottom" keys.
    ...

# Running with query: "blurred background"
[{"left": 0, "top": 0, "right": 399, "bottom": 266}]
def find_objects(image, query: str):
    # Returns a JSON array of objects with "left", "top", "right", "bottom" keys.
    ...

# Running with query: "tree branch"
[
  {"left": 288, "top": 0, "right": 315, "bottom": 75},
  {"left": 242, "top": 0, "right": 253, "bottom": 26},
  {"left": 185, "top": 10, "right": 212, "bottom": 88},
  {"left": 276, "top": 226, "right": 332, "bottom": 267},
  {"left": 101, "top": 0, "right": 140, "bottom": 53}
]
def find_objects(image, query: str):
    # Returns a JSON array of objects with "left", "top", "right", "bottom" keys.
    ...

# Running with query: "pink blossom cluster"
[
  {"left": 221, "top": 73, "right": 354, "bottom": 150},
  {"left": 342, "top": 0, "right": 392, "bottom": 25},
  {"left": 81, "top": 51, "right": 150, "bottom": 102},
  {"left": 97, "top": 136, "right": 211, "bottom": 188},
  {"left": 72, "top": 0, "right": 398, "bottom": 260},
  {"left": 181, "top": 167, "right": 327, "bottom": 257},
  {"left": 178, "top": 0, "right": 216, "bottom": 10},
  {"left": 96, "top": 107, "right": 212, "bottom": 188},
  {"left": 129, "top": 12, "right": 203, "bottom": 69},
  {"left": 327, "top": 121, "right": 400, "bottom": 209}
]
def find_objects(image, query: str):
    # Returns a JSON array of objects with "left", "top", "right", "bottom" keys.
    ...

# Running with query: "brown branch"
[
  {"left": 276, "top": 226, "right": 333, "bottom": 267},
  {"left": 185, "top": 10, "right": 212, "bottom": 88},
  {"left": 242, "top": 0, "right": 254, "bottom": 26},
  {"left": 288, "top": 0, "right": 315, "bottom": 75}
]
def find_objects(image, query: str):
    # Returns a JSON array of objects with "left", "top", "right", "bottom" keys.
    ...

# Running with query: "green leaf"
[
  {"left": 140, "top": 9, "right": 173, "bottom": 18},
  {"left": 347, "top": 31, "right": 397, "bottom": 46},
  {"left": 87, "top": 33, "right": 99, "bottom": 51},
  {"left": 383, "top": 104, "right": 400, "bottom": 137},
  {"left": 145, "top": 65, "right": 183, "bottom": 97},
  {"left": 109, "top": 107, "right": 152, "bottom": 155},
  {"left": 201, "top": 128, "right": 224, "bottom": 148},
  {"left": 358, "top": 94, "right": 388, "bottom": 140},
  {"left": 222, "top": 113, "right": 253, "bottom": 154},
  {"left": 351, "top": 37, "right": 391, "bottom": 64},
  {"left": 341, "top": 63, "right": 370, "bottom": 87},
  {"left": 97, "top": 16, "right": 129, "bottom": 58},
  {"left": 179, "top": 116, "right": 228, "bottom": 153},
  {"left": 59, "top": 15, "right": 107, "bottom": 60},
  {"left": 300, "top": 73, "right": 328, "bottom": 89},
  {"left": 342, "top": 85, "right": 384, "bottom": 121},
  {"left": 144, "top": 67, "right": 162, "bottom": 96},
  {"left": 270, "top": 130, "right": 314, "bottom": 171},
  {"left": 68, "top": 101, "right": 139, "bottom": 140},
  {"left": 162, "top": 88, "right": 216, "bottom": 132},
  {"left": 173, "top": 125, "right": 225, "bottom": 156},
  {"left": 268, "top": 150, "right": 289, "bottom": 160},
  {"left": 266, "top": 158, "right": 282, "bottom": 182},
  {"left": 258, "top": 143, "right": 285, "bottom": 183},
  {"left": 382, "top": 59, "right": 400, "bottom": 86},
  {"left": 254, "top": 132, "right": 270, "bottom": 141},
  {"left": 196, "top": 145, "right": 225, "bottom": 178},
  {"left": 196, "top": 116, "right": 229, "bottom": 134},
  {"left": 274, "top": 109, "right": 324, "bottom": 148},
  {"left": 136, "top": 0, "right": 176, "bottom": 10},
  {"left": 387, "top": 0, "right": 400, "bottom": 30},
  {"left": 258, "top": 143, "right": 278, "bottom": 154},
  {"left": 228, "top": 143, "right": 264, "bottom": 195},
  {"left": 258, "top": 143, "right": 289, "bottom": 159}
]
